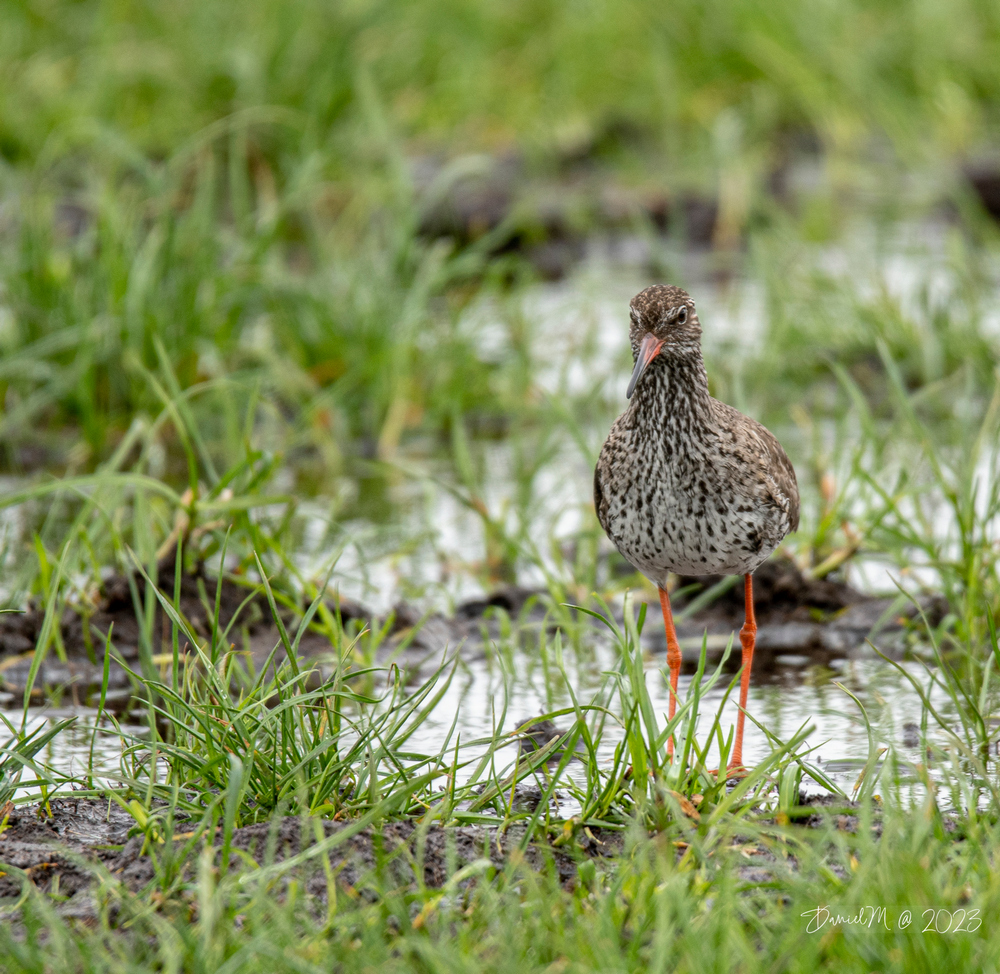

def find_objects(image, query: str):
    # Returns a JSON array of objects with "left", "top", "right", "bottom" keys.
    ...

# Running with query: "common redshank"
[{"left": 594, "top": 285, "right": 799, "bottom": 771}]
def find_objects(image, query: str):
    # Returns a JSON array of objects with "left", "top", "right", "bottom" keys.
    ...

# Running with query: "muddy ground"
[
  {"left": 411, "top": 148, "right": 1000, "bottom": 280},
  {"left": 666, "top": 557, "right": 943, "bottom": 663},
  {"left": 0, "top": 795, "right": 625, "bottom": 919},
  {"left": 0, "top": 793, "right": 871, "bottom": 922},
  {"left": 0, "top": 554, "right": 940, "bottom": 708}
]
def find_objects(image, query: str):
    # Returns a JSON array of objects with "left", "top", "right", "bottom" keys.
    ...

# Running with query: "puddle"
[
  {"left": 7, "top": 708, "right": 140, "bottom": 794},
  {"left": 3, "top": 220, "right": 1000, "bottom": 810},
  {"left": 6, "top": 637, "right": 973, "bottom": 810}
]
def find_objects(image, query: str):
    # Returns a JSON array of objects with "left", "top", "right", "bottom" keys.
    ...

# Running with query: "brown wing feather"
[
  {"left": 710, "top": 400, "right": 800, "bottom": 533},
  {"left": 593, "top": 463, "right": 608, "bottom": 533},
  {"left": 758, "top": 423, "right": 800, "bottom": 532}
]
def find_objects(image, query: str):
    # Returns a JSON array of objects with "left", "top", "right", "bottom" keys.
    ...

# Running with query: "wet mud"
[
  {"left": 412, "top": 149, "right": 718, "bottom": 280},
  {"left": 664, "top": 557, "right": 944, "bottom": 673},
  {"left": 0, "top": 793, "right": 872, "bottom": 923},
  {"left": 0, "top": 554, "right": 940, "bottom": 708},
  {"left": 416, "top": 148, "right": 999, "bottom": 280},
  {"left": 0, "top": 555, "right": 553, "bottom": 706},
  {"left": 0, "top": 796, "right": 624, "bottom": 921}
]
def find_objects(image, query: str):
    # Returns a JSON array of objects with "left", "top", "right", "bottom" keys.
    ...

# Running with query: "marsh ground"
[{"left": 3, "top": 1, "right": 1000, "bottom": 970}]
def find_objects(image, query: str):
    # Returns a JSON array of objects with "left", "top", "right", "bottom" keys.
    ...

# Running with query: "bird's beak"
[{"left": 626, "top": 334, "right": 664, "bottom": 399}]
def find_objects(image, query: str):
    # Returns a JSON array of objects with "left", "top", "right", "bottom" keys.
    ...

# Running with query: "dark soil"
[
  {"left": 661, "top": 557, "right": 944, "bottom": 671},
  {"left": 674, "top": 557, "right": 868, "bottom": 624},
  {"left": 0, "top": 791, "right": 871, "bottom": 923},
  {"left": 0, "top": 552, "right": 937, "bottom": 706},
  {"left": 0, "top": 552, "right": 339, "bottom": 704},
  {"left": 967, "top": 161, "right": 1000, "bottom": 221},
  {"left": 0, "top": 797, "right": 624, "bottom": 921},
  {"left": 0, "top": 553, "right": 554, "bottom": 705},
  {"left": 412, "top": 151, "right": 719, "bottom": 280}
]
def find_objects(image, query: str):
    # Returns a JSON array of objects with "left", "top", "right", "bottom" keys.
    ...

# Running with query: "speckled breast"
[{"left": 595, "top": 428, "right": 786, "bottom": 584}]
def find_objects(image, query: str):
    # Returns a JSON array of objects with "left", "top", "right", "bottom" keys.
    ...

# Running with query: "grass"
[
  {"left": 1, "top": 0, "right": 1000, "bottom": 475},
  {"left": 2, "top": 368, "right": 1000, "bottom": 970},
  {"left": 3, "top": 0, "right": 1000, "bottom": 969},
  {"left": 4, "top": 598, "right": 1000, "bottom": 973},
  {"left": 8, "top": 792, "right": 1000, "bottom": 973}
]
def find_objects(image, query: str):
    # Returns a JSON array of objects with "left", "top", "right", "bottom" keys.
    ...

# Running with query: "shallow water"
[
  {"left": 7, "top": 707, "right": 143, "bottom": 800},
  {"left": 400, "top": 641, "right": 974, "bottom": 806},
  {"left": 10, "top": 633, "right": 972, "bottom": 810},
  {"left": 6, "top": 220, "right": 1000, "bottom": 810},
  {"left": 322, "top": 221, "right": 1000, "bottom": 615}
]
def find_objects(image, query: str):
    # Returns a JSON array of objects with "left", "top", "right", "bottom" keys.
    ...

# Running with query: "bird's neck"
[{"left": 628, "top": 352, "right": 712, "bottom": 434}]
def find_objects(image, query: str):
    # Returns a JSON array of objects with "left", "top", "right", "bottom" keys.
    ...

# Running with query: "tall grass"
[
  {"left": 3, "top": 0, "right": 998, "bottom": 171},
  {"left": 2, "top": 0, "right": 1000, "bottom": 477},
  {"left": 0, "top": 130, "right": 505, "bottom": 470}
]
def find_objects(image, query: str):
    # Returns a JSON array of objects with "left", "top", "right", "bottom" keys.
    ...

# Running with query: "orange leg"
[
  {"left": 729, "top": 573, "right": 757, "bottom": 771},
  {"left": 658, "top": 586, "right": 682, "bottom": 758}
]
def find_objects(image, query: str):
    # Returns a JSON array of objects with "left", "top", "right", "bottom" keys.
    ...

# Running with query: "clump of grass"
[
  {"left": 4, "top": 707, "right": 999, "bottom": 972},
  {"left": 0, "top": 712, "right": 76, "bottom": 808}
]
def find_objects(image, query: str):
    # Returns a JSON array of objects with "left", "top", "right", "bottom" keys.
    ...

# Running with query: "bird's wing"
[
  {"left": 593, "top": 462, "right": 609, "bottom": 533},
  {"left": 710, "top": 400, "right": 800, "bottom": 533}
]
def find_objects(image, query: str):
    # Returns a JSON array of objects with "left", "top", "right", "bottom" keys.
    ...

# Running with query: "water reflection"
[{"left": 11, "top": 634, "right": 970, "bottom": 813}]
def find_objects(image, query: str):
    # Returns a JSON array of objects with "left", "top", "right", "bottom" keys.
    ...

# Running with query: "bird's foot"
[{"left": 706, "top": 762, "right": 749, "bottom": 780}]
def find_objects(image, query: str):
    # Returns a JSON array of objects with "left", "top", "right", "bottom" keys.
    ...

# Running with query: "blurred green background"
[
  {"left": 2, "top": 0, "right": 999, "bottom": 456},
  {"left": 1, "top": 0, "right": 1000, "bottom": 610}
]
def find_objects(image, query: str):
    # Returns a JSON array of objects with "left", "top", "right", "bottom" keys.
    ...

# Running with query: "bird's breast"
[{"left": 596, "top": 426, "right": 787, "bottom": 582}]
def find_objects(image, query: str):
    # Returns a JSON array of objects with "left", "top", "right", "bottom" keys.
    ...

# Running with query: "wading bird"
[{"left": 594, "top": 285, "right": 799, "bottom": 772}]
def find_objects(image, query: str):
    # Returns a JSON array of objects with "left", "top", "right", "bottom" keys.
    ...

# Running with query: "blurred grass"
[
  {"left": 0, "top": 128, "right": 504, "bottom": 471},
  {"left": 3, "top": 0, "right": 999, "bottom": 168},
  {"left": 0, "top": 0, "right": 999, "bottom": 477}
]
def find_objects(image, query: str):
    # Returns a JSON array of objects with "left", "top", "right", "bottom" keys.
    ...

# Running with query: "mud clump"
[
  {"left": 0, "top": 798, "right": 622, "bottom": 921},
  {"left": 0, "top": 554, "right": 367, "bottom": 703},
  {"left": 0, "top": 551, "right": 940, "bottom": 703},
  {"left": 0, "top": 795, "right": 887, "bottom": 924},
  {"left": 0, "top": 553, "right": 549, "bottom": 704},
  {"left": 659, "top": 556, "right": 944, "bottom": 669},
  {"left": 674, "top": 556, "right": 867, "bottom": 626}
]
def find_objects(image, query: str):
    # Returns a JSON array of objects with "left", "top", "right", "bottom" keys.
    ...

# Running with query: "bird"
[{"left": 594, "top": 284, "right": 799, "bottom": 773}]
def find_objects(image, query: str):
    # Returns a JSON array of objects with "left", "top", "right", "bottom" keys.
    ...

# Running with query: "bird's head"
[{"left": 626, "top": 284, "right": 702, "bottom": 399}]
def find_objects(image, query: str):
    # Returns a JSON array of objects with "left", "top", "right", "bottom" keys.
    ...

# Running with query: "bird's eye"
[{"left": 676, "top": 307, "right": 688, "bottom": 324}]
